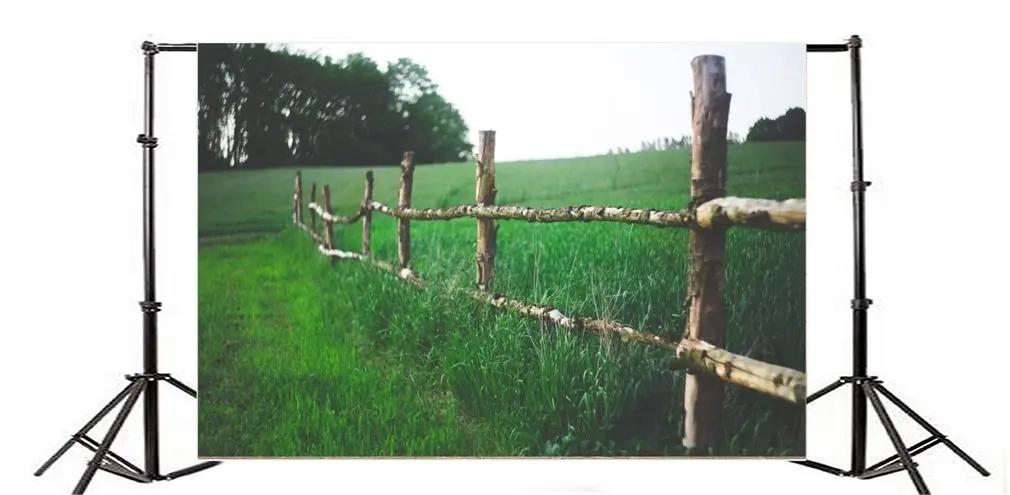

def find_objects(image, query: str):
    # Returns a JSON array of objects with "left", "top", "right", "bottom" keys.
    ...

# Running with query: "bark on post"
[
  {"left": 475, "top": 130, "right": 497, "bottom": 292},
  {"left": 682, "top": 55, "right": 732, "bottom": 453},
  {"left": 322, "top": 184, "right": 336, "bottom": 266},
  {"left": 362, "top": 170, "right": 374, "bottom": 255},
  {"left": 397, "top": 152, "right": 415, "bottom": 268},
  {"left": 309, "top": 182, "right": 318, "bottom": 233},
  {"left": 293, "top": 171, "right": 303, "bottom": 225}
]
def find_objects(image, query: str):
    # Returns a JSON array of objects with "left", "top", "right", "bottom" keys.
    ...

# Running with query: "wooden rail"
[{"left": 366, "top": 197, "right": 803, "bottom": 231}]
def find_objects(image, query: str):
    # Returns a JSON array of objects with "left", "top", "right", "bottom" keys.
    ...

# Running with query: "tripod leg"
[
  {"left": 874, "top": 384, "right": 990, "bottom": 477},
  {"left": 864, "top": 382, "right": 930, "bottom": 495},
  {"left": 164, "top": 461, "right": 222, "bottom": 480},
  {"left": 72, "top": 379, "right": 146, "bottom": 495},
  {"left": 806, "top": 378, "right": 847, "bottom": 404},
  {"left": 35, "top": 381, "right": 137, "bottom": 477},
  {"left": 163, "top": 375, "right": 197, "bottom": 398}
]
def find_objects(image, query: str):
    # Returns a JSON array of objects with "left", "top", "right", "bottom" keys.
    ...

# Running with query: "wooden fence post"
[
  {"left": 322, "top": 184, "right": 336, "bottom": 266},
  {"left": 397, "top": 152, "right": 415, "bottom": 268},
  {"left": 682, "top": 54, "right": 732, "bottom": 453},
  {"left": 475, "top": 130, "right": 497, "bottom": 292},
  {"left": 362, "top": 170, "right": 374, "bottom": 255},
  {"left": 310, "top": 182, "right": 318, "bottom": 233},
  {"left": 293, "top": 171, "right": 303, "bottom": 225}
]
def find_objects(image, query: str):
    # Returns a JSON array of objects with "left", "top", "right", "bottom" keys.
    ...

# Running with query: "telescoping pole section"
[
  {"left": 846, "top": 34, "right": 871, "bottom": 475},
  {"left": 139, "top": 40, "right": 162, "bottom": 479},
  {"left": 138, "top": 40, "right": 197, "bottom": 478}
]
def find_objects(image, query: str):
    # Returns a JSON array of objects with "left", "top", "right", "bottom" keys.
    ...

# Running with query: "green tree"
[
  {"left": 746, "top": 107, "right": 805, "bottom": 142},
  {"left": 197, "top": 44, "right": 473, "bottom": 171}
]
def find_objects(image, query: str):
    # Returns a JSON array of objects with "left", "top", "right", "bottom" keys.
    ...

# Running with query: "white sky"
[{"left": 275, "top": 42, "right": 806, "bottom": 162}]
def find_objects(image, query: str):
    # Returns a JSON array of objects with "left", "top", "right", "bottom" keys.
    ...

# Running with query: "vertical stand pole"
[
  {"left": 139, "top": 41, "right": 162, "bottom": 480},
  {"left": 847, "top": 34, "right": 871, "bottom": 474}
]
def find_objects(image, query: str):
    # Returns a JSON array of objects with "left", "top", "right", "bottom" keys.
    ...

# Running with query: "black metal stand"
[
  {"left": 795, "top": 36, "right": 989, "bottom": 495},
  {"left": 34, "top": 41, "right": 220, "bottom": 495}
]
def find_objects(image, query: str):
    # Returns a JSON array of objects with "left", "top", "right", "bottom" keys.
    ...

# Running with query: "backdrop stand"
[
  {"left": 34, "top": 41, "right": 220, "bottom": 495},
  {"left": 795, "top": 35, "right": 989, "bottom": 495}
]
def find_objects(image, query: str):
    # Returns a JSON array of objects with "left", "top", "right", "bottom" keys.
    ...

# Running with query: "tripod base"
[
  {"left": 794, "top": 376, "right": 988, "bottom": 494},
  {"left": 35, "top": 373, "right": 221, "bottom": 494}
]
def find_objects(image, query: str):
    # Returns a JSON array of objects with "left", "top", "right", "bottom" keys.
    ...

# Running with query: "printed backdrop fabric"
[{"left": 196, "top": 41, "right": 807, "bottom": 458}]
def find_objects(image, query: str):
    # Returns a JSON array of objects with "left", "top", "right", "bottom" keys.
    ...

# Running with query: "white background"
[{"left": 1, "top": 1, "right": 1008, "bottom": 494}]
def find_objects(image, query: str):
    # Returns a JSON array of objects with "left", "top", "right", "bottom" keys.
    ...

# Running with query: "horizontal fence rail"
[
  {"left": 371, "top": 201, "right": 695, "bottom": 228},
  {"left": 307, "top": 202, "right": 367, "bottom": 224},
  {"left": 695, "top": 197, "right": 805, "bottom": 231},
  {"left": 308, "top": 197, "right": 805, "bottom": 231}
]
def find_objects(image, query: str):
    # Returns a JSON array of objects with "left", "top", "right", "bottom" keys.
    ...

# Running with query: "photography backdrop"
[
  {"left": 195, "top": 41, "right": 807, "bottom": 459},
  {"left": 6, "top": 1, "right": 1008, "bottom": 494}
]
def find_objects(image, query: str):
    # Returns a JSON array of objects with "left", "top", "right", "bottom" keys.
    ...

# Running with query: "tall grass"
[{"left": 198, "top": 142, "right": 805, "bottom": 457}]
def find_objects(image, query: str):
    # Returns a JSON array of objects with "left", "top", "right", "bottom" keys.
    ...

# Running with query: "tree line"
[
  {"left": 746, "top": 107, "right": 805, "bottom": 142},
  {"left": 198, "top": 43, "right": 473, "bottom": 171},
  {"left": 610, "top": 107, "right": 804, "bottom": 155},
  {"left": 197, "top": 43, "right": 806, "bottom": 171}
]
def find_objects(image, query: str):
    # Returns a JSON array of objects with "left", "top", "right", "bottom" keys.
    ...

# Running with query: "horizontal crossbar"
[
  {"left": 76, "top": 435, "right": 144, "bottom": 475},
  {"left": 807, "top": 44, "right": 849, "bottom": 52},
  {"left": 866, "top": 435, "right": 942, "bottom": 472}
]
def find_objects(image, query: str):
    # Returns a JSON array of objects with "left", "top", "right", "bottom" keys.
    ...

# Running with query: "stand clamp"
[
  {"left": 136, "top": 134, "right": 159, "bottom": 148},
  {"left": 850, "top": 180, "right": 872, "bottom": 192},
  {"left": 851, "top": 298, "right": 873, "bottom": 310},
  {"left": 138, "top": 301, "right": 162, "bottom": 313},
  {"left": 141, "top": 41, "right": 159, "bottom": 55},
  {"left": 839, "top": 375, "right": 879, "bottom": 385},
  {"left": 125, "top": 373, "right": 172, "bottom": 382}
]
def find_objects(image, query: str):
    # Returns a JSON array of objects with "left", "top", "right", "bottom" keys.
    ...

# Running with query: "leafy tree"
[
  {"left": 746, "top": 107, "right": 805, "bottom": 142},
  {"left": 197, "top": 44, "right": 473, "bottom": 171}
]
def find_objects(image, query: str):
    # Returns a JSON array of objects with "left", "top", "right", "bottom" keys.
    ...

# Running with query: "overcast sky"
[{"left": 272, "top": 42, "right": 805, "bottom": 162}]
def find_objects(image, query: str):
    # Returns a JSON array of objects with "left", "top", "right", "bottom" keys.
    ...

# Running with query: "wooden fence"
[{"left": 290, "top": 55, "right": 807, "bottom": 452}]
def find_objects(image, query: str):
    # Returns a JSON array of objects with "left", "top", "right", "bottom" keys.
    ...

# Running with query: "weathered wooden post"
[
  {"left": 293, "top": 171, "right": 303, "bottom": 225},
  {"left": 397, "top": 152, "right": 415, "bottom": 268},
  {"left": 322, "top": 184, "right": 336, "bottom": 266},
  {"left": 362, "top": 170, "right": 374, "bottom": 255},
  {"left": 309, "top": 182, "right": 318, "bottom": 233},
  {"left": 475, "top": 130, "right": 497, "bottom": 292},
  {"left": 682, "top": 55, "right": 731, "bottom": 453}
]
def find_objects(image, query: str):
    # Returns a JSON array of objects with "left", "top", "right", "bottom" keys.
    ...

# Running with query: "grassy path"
[{"left": 197, "top": 234, "right": 498, "bottom": 456}]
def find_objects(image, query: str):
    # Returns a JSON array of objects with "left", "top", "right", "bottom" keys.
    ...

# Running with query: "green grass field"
[{"left": 197, "top": 141, "right": 806, "bottom": 457}]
